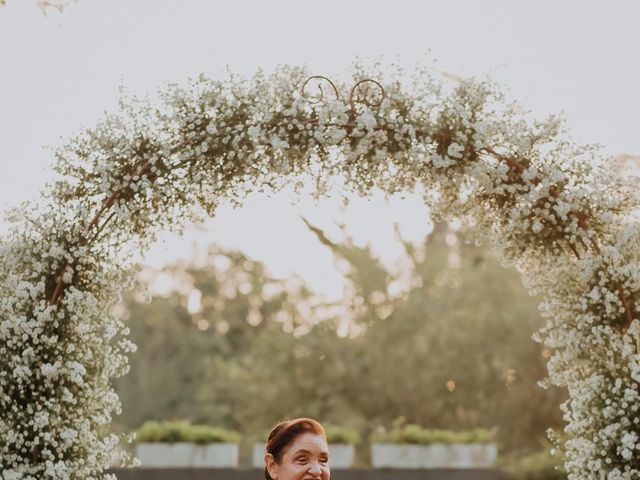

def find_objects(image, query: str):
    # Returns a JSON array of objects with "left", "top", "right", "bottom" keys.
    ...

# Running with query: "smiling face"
[{"left": 265, "top": 432, "right": 330, "bottom": 480}]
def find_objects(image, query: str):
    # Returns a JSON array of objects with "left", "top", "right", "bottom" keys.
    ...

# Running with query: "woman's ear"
[{"left": 265, "top": 452, "right": 278, "bottom": 479}]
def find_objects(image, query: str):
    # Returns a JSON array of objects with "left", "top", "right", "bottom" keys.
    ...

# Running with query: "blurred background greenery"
[{"left": 113, "top": 219, "right": 566, "bottom": 470}]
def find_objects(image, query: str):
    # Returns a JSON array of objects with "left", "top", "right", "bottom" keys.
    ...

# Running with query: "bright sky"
[{"left": 1, "top": 0, "right": 639, "bottom": 299}]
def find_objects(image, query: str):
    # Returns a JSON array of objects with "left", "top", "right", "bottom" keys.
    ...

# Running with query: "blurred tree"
[
  {"left": 114, "top": 247, "right": 323, "bottom": 432},
  {"left": 314, "top": 222, "right": 566, "bottom": 450},
  {"left": 115, "top": 221, "right": 566, "bottom": 455}
]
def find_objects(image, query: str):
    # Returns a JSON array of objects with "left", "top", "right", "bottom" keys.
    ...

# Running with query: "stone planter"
[
  {"left": 252, "top": 443, "right": 266, "bottom": 469},
  {"left": 252, "top": 443, "right": 355, "bottom": 469},
  {"left": 328, "top": 443, "right": 355, "bottom": 469},
  {"left": 371, "top": 442, "right": 497, "bottom": 469},
  {"left": 135, "top": 442, "right": 239, "bottom": 468}
]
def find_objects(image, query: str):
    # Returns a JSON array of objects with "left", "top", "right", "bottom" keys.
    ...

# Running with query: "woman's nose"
[{"left": 308, "top": 461, "right": 322, "bottom": 475}]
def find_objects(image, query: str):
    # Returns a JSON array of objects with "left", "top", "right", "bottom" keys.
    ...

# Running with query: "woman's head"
[{"left": 264, "top": 418, "right": 330, "bottom": 480}]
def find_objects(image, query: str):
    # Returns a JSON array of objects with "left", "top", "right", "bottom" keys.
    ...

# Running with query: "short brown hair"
[{"left": 264, "top": 418, "right": 326, "bottom": 480}]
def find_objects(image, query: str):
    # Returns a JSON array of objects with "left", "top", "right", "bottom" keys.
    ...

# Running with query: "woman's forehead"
[{"left": 287, "top": 432, "right": 329, "bottom": 454}]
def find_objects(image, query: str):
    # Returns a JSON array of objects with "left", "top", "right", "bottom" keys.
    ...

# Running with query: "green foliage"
[
  {"left": 325, "top": 425, "right": 361, "bottom": 445},
  {"left": 372, "top": 423, "right": 492, "bottom": 445},
  {"left": 502, "top": 450, "right": 566, "bottom": 480},
  {"left": 115, "top": 221, "right": 566, "bottom": 457},
  {"left": 135, "top": 420, "right": 241, "bottom": 444}
]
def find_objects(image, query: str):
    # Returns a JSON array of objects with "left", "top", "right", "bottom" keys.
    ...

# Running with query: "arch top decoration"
[{"left": 1, "top": 64, "right": 639, "bottom": 479}]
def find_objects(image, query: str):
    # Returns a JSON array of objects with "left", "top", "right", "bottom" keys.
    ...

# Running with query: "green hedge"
[
  {"left": 325, "top": 425, "right": 361, "bottom": 445},
  {"left": 135, "top": 420, "right": 241, "bottom": 444},
  {"left": 371, "top": 424, "right": 493, "bottom": 445}
]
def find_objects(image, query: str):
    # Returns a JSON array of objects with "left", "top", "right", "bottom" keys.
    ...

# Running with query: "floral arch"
[{"left": 1, "top": 64, "right": 639, "bottom": 480}]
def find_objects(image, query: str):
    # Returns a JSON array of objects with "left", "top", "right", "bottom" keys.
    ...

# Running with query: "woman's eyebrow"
[{"left": 294, "top": 449, "right": 329, "bottom": 456}]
